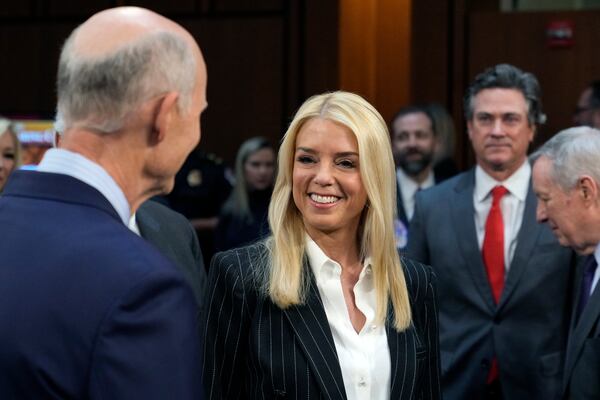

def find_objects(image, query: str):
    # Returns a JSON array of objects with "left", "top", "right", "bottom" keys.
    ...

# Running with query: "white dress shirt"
[
  {"left": 473, "top": 161, "right": 531, "bottom": 271},
  {"left": 306, "top": 237, "right": 390, "bottom": 400},
  {"left": 128, "top": 213, "right": 141, "bottom": 236},
  {"left": 396, "top": 168, "right": 435, "bottom": 220},
  {"left": 38, "top": 148, "right": 130, "bottom": 225}
]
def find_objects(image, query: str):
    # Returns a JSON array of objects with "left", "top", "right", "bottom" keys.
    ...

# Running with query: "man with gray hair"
[
  {"left": 532, "top": 127, "right": 600, "bottom": 399},
  {"left": 407, "top": 64, "right": 575, "bottom": 399},
  {"left": 0, "top": 7, "right": 206, "bottom": 399}
]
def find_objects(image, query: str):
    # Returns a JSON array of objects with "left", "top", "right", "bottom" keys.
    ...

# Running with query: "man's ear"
[
  {"left": 529, "top": 123, "right": 537, "bottom": 143},
  {"left": 152, "top": 92, "right": 180, "bottom": 144},
  {"left": 466, "top": 120, "right": 474, "bottom": 140},
  {"left": 578, "top": 175, "right": 598, "bottom": 205}
]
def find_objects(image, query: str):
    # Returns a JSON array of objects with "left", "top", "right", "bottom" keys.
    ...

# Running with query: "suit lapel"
[
  {"left": 497, "top": 181, "right": 542, "bottom": 310},
  {"left": 386, "top": 307, "right": 417, "bottom": 400},
  {"left": 450, "top": 170, "right": 496, "bottom": 310},
  {"left": 563, "top": 260, "right": 600, "bottom": 391},
  {"left": 283, "top": 266, "right": 347, "bottom": 400}
]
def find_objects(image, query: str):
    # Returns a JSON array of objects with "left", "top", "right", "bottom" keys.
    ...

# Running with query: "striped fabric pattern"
[{"left": 201, "top": 243, "right": 441, "bottom": 399}]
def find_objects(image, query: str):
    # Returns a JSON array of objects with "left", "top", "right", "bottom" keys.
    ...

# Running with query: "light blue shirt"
[{"left": 38, "top": 148, "right": 130, "bottom": 225}]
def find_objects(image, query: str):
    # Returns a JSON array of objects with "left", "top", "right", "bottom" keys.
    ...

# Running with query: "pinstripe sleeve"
[
  {"left": 424, "top": 265, "right": 441, "bottom": 399},
  {"left": 200, "top": 249, "right": 253, "bottom": 400}
]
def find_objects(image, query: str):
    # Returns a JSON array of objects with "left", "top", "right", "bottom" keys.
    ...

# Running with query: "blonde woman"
[
  {"left": 202, "top": 91, "right": 440, "bottom": 399},
  {"left": 0, "top": 118, "right": 21, "bottom": 192},
  {"left": 215, "top": 136, "right": 275, "bottom": 251}
]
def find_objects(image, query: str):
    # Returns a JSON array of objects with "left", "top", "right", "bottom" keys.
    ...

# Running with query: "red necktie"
[
  {"left": 482, "top": 185, "right": 508, "bottom": 384},
  {"left": 483, "top": 185, "right": 508, "bottom": 303}
]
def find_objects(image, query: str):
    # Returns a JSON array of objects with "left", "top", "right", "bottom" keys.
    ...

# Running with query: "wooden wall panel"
[
  {"left": 339, "top": 0, "right": 411, "bottom": 123},
  {"left": 182, "top": 18, "right": 284, "bottom": 163},
  {"left": 339, "top": 0, "right": 377, "bottom": 101},
  {"left": 124, "top": 0, "right": 197, "bottom": 14},
  {"left": 411, "top": 1, "right": 450, "bottom": 105},
  {"left": 0, "top": 23, "right": 75, "bottom": 116},
  {"left": 412, "top": 4, "right": 600, "bottom": 169},
  {"left": 468, "top": 11, "right": 600, "bottom": 147},
  {"left": 212, "top": 0, "right": 282, "bottom": 13},
  {"left": 0, "top": 1, "right": 339, "bottom": 166},
  {"left": 0, "top": 2, "right": 31, "bottom": 17},
  {"left": 46, "top": 0, "right": 114, "bottom": 17},
  {"left": 304, "top": 0, "right": 339, "bottom": 98}
]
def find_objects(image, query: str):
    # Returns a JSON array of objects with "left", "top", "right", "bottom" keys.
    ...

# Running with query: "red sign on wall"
[{"left": 546, "top": 20, "right": 574, "bottom": 48}]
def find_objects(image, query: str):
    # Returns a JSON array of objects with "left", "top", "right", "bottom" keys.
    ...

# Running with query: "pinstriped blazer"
[{"left": 201, "top": 242, "right": 441, "bottom": 399}]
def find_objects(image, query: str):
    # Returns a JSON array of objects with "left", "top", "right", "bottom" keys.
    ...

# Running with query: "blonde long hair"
[
  {"left": 0, "top": 118, "right": 21, "bottom": 169},
  {"left": 222, "top": 136, "right": 273, "bottom": 222},
  {"left": 264, "top": 91, "right": 411, "bottom": 331}
]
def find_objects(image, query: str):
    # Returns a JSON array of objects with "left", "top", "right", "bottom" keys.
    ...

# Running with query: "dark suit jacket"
[
  {"left": 406, "top": 168, "right": 576, "bottom": 400},
  {"left": 201, "top": 243, "right": 441, "bottom": 399},
  {"left": 0, "top": 171, "right": 203, "bottom": 399},
  {"left": 137, "top": 200, "right": 207, "bottom": 310},
  {"left": 563, "top": 257, "right": 600, "bottom": 399}
]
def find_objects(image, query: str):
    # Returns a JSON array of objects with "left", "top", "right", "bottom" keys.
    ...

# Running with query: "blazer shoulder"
[
  {"left": 210, "top": 242, "right": 269, "bottom": 285},
  {"left": 421, "top": 169, "right": 473, "bottom": 198},
  {"left": 138, "top": 200, "right": 190, "bottom": 227}
]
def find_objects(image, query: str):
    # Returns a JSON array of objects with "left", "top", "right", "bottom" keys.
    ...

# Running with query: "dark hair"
[
  {"left": 390, "top": 105, "right": 436, "bottom": 136},
  {"left": 464, "top": 63, "right": 545, "bottom": 126}
]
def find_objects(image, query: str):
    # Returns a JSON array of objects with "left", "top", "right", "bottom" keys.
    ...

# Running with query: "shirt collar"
[
  {"left": 305, "top": 234, "right": 372, "bottom": 282},
  {"left": 38, "top": 148, "right": 131, "bottom": 225},
  {"left": 396, "top": 167, "right": 434, "bottom": 192},
  {"left": 128, "top": 213, "right": 141, "bottom": 236},
  {"left": 475, "top": 160, "right": 531, "bottom": 203}
]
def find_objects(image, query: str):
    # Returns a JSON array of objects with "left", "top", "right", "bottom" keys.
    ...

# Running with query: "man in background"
[
  {"left": 532, "top": 127, "right": 600, "bottom": 400},
  {"left": 0, "top": 7, "right": 207, "bottom": 398},
  {"left": 573, "top": 80, "right": 600, "bottom": 128},
  {"left": 407, "top": 64, "right": 575, "bottom": 399},
  {"left": 390, "top": 105, "right": 440, "bottom": 248}
]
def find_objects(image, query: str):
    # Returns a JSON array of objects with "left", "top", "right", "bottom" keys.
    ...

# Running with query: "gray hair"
[
  {"left": 531, "top": 126, "right": 600, "bottom": 191},
  {"left": 464, "top": 63, "right": 546, "bottom": 126},
  {"left": 57, "top": 29, "right": 197, "bottom": 133}
]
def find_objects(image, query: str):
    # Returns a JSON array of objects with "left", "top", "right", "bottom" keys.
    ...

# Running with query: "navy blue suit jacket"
[{"left": 0, "top": 171, "right": 203, "bottom": 399}]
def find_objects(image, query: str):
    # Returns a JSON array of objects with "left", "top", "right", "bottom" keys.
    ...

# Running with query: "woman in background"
[
  {"left": 215, "top": 136, "right": 275, "bottom": 251},
  {"left": 202, "top": 91, "right": 440, "bottom": 399},
  {"left": 0, "top": 118, "right": 21, "bottom": 192}
]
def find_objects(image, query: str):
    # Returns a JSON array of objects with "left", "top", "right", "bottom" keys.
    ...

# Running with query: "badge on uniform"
[
  {"left": 394, "top": 218, "right": 408, "bottom": 250},
  {"left": 187, "top": 169, "right": 202, "bottom": 187}
]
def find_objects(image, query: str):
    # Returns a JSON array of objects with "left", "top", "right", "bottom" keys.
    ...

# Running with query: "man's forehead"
[
  {"left": 472, "top": 88, "right": 528, "bottom": 114},
  {"left": 393, "top": 112, "right": 432, "bottom": 131},
  {"left": 533, "top": 157, "right": 554, "bottom": 186}
]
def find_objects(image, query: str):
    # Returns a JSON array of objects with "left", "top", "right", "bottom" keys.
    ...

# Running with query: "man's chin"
[
  {"left": 400, "top": 161, "right": 428, "bottom": 177},
  {"left": 151, "top": 177, "right": 175, "bottom": 197}
]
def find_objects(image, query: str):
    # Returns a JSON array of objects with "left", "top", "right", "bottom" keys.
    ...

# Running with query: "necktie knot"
[{"left": 491, "top": 185, "right": 508, "bottom": 205}]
